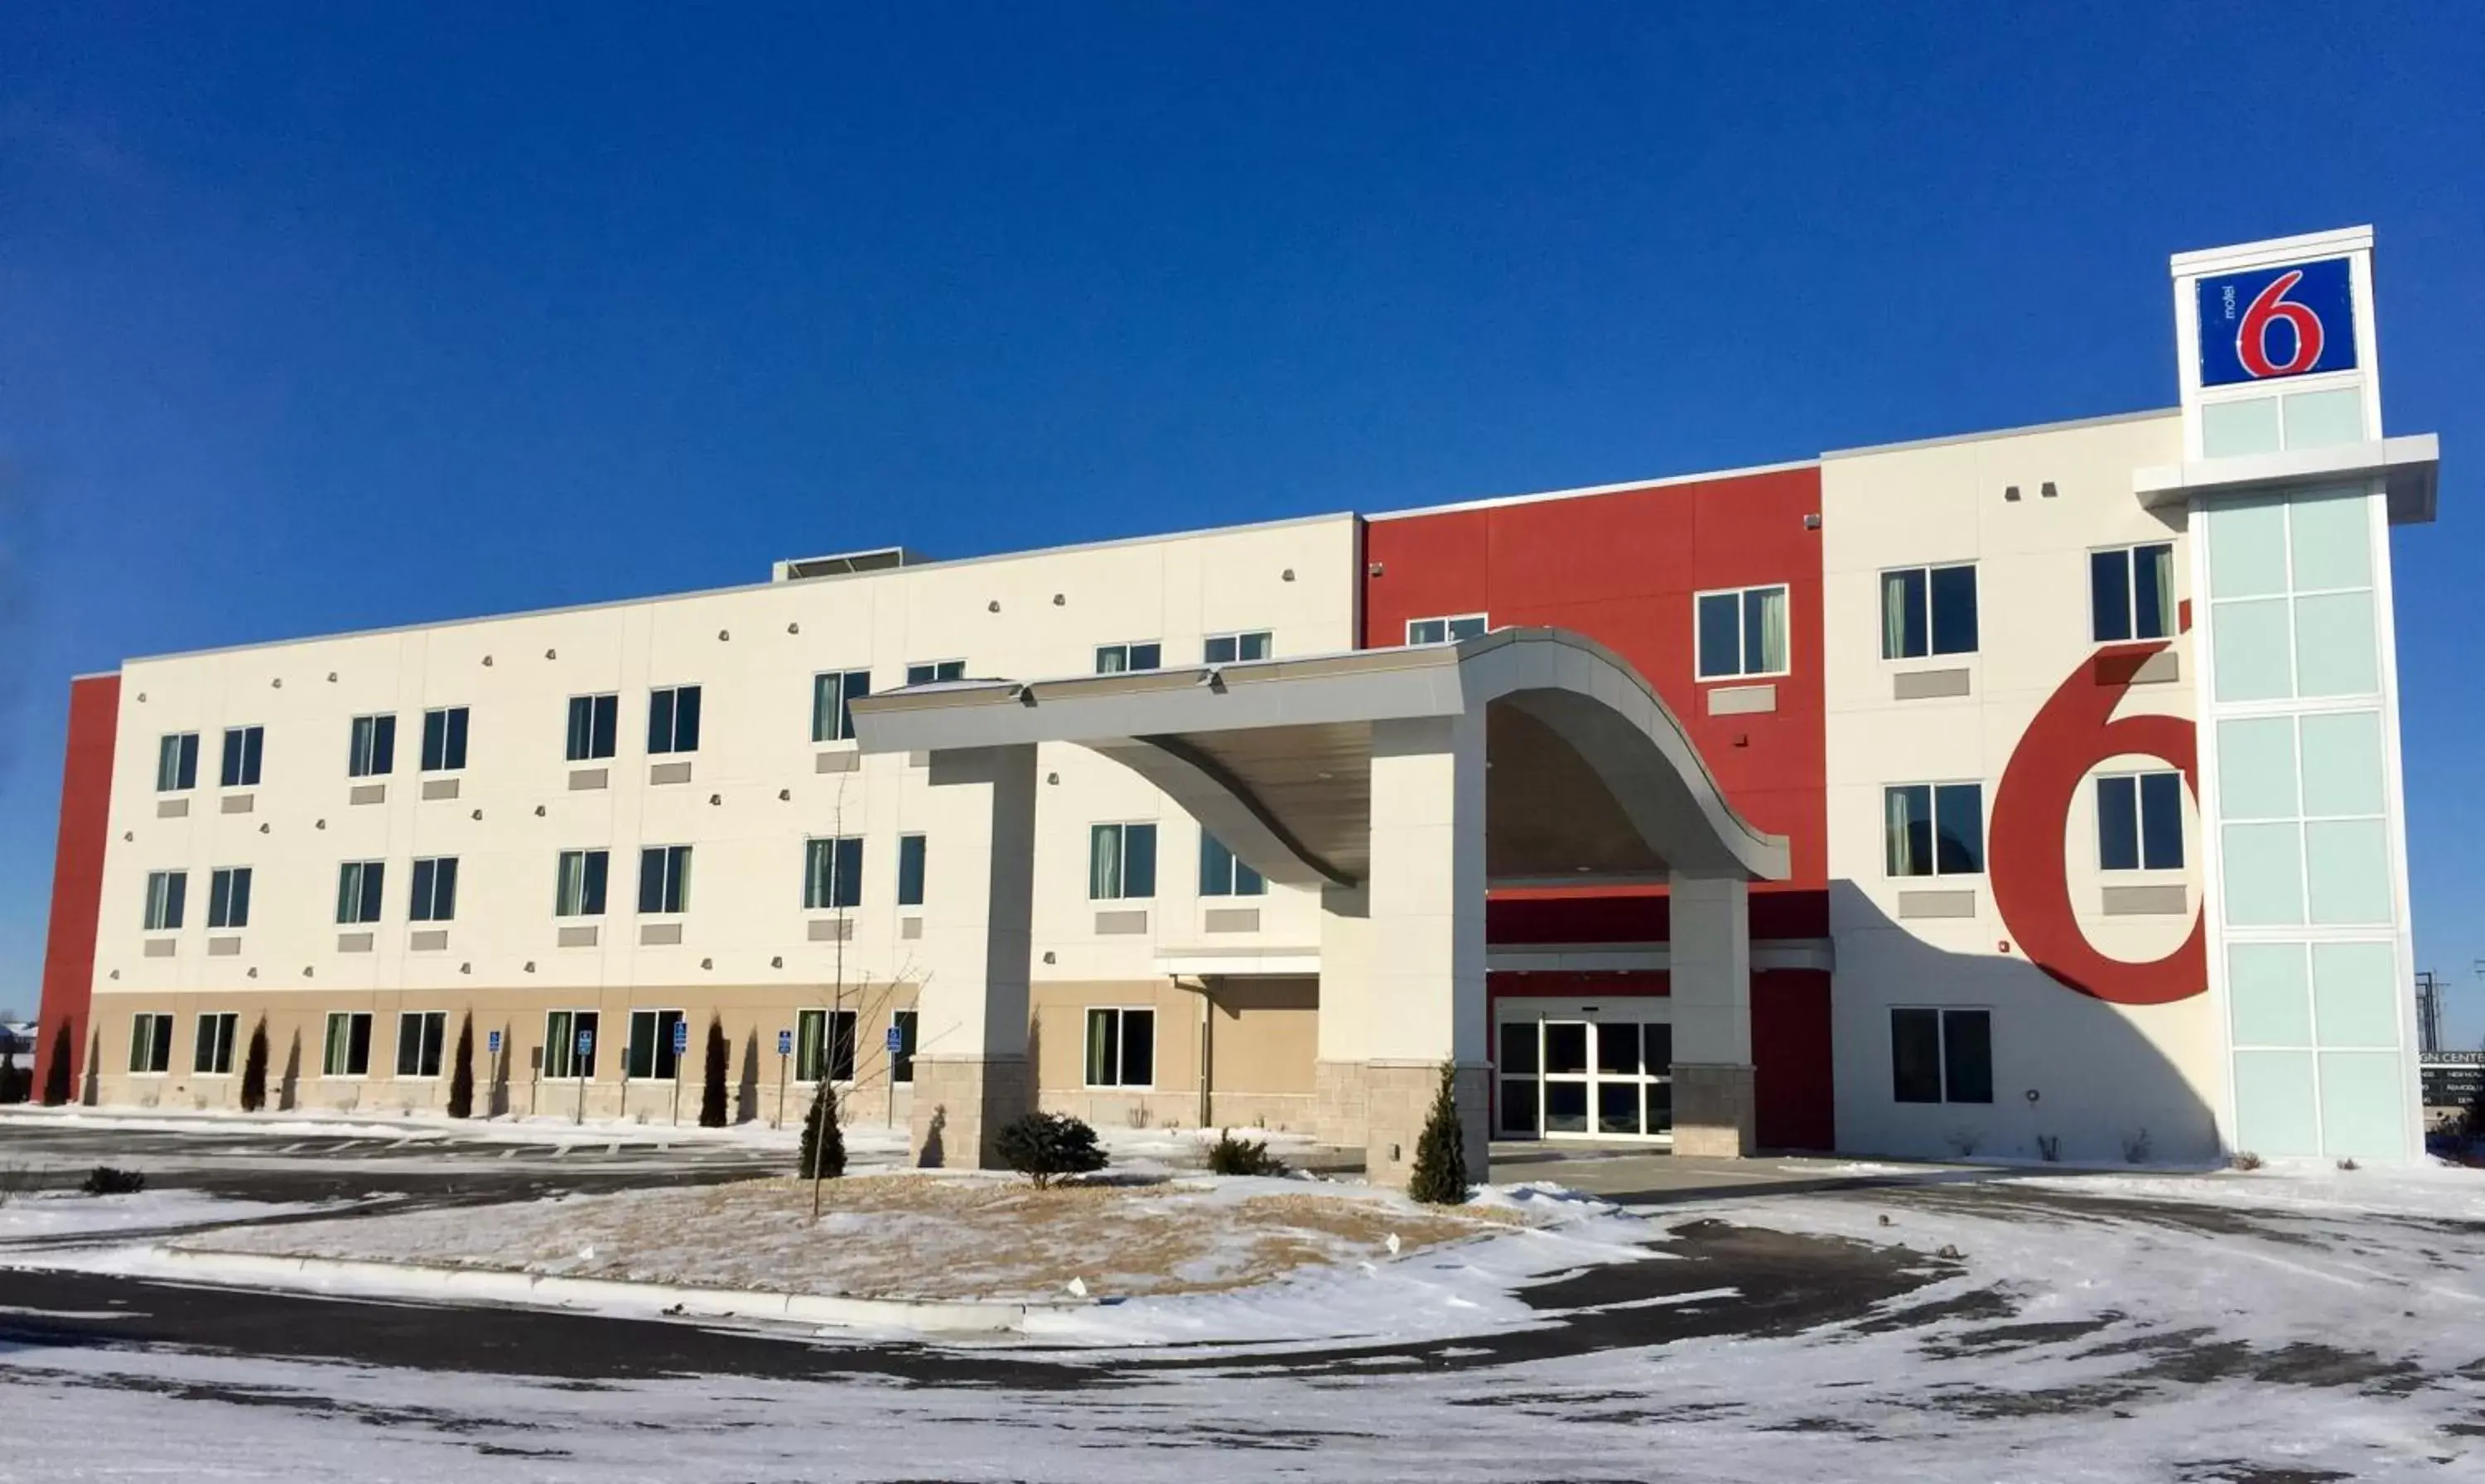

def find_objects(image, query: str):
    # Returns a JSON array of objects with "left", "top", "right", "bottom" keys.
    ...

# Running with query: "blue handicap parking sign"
[
  {"left": 777, "top": 1029, "right": 793, "bottom": 1056},
  {"left": 885, "top": 1025, "right": 904, "bottom": 1053},
  {"left": 487, "top": 1029, "right": 502, "bottom": 1055},
  {"left": 576, "top": 1028, "right": 594, "bottom": 1056},
  {"left": 671, "top": 1020, "right": 689, "bottom": 1055}
]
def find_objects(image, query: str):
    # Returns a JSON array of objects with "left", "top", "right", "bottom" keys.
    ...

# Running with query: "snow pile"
[{"left": 0, "top": 1189, "right": 322, "bottom": 1241}]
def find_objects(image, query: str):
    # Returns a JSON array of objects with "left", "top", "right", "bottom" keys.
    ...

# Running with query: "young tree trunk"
[
  {"left": 446, "top": 1013, "right": 475, "bottom": 1119},
  {"left": 239, "top": 1019, "right": 271, "bottom": 1112},
  {"left": 698, "top": 1015, "right": 729, "bottom": 1128}
]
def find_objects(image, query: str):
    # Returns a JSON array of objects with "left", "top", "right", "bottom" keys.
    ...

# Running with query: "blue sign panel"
[
  {"left": 487, "top": 1029, "right": 502, "bottom": 1055},
  {"left": 2197, "top": 257, "right": 2355, "bottom": 387},
  {"left": 575, "top": 1029, "right": 594, "bottom": 1057},
  {"left": 777, "top": 1029, "right": 794, "bottom": 1056},
  {"left": 671, "top": 1020, "right": 690, "bottom": 1055},
  {"left": 885, "top": 1025, "right": 904, "bottom": 1053}
]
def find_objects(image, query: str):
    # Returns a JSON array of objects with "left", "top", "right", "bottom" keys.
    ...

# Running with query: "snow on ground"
[
  {"left": 0, "top": 1188, "right": 322, "bottom": 1241},
  {"left": 166, "top": 1171, "right": 1549, "bottom": 1303},
  {"left": 3, "top": 1164, "right": 2479, "bottom": 1479}
]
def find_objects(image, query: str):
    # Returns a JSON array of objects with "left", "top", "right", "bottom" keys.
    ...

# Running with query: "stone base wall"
[
  {"left": 1672, "top": 1062, "right": 1757, "bottom": 1157},
  {"left": 1315, "top": 1058, "right": 1490, "bottom": 1188},
  {"left": 910, "top": 1054, "right": 1034, "bottom": 1169}
]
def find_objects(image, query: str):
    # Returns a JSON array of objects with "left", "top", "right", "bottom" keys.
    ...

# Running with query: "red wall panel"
[{"left": 34, "top": 673, "right": 119, "bottom": 1101}]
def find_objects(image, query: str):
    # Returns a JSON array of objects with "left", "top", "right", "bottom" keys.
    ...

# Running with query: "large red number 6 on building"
[
  {"left": 2236, "top": 269, "right": 2324, "bottom": 379},
  {"left": 1988, "top": 641, "right": 2207, "bottom": 1005}
]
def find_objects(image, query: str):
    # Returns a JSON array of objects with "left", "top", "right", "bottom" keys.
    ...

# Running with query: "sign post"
[
  {"left": 670, "top": 1019, "right": 689, "bottom": 1127},
  {"left": 775, "top": 1029, "right": 793, "bottom": 1129},
  {"left": 885, "top": 1024, "right": 903, "bottom": 1128},
  {"left": 487, "top": 1029, "right": 504, "bottom": 1120},
  {"left": 573, "top": 1026, "right": 593, "bottom": 1126}
]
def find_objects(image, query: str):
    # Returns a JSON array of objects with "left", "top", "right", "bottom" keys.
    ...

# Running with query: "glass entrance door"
[{"left": 1496, "top": 1009, "right": 1674, "bottom": 1141}]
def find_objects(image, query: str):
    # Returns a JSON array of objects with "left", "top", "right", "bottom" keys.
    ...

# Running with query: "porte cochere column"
[
  {"left": 1668, "top": 871, "right": 1755, "bottom": 1156},
  {"left": 909, "top": 744, "right": 1038, "bottom": 1168}
]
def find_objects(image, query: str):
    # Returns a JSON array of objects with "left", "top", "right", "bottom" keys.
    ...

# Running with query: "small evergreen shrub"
[
  {"left": 239, "top": 1019, "right": 270, "bottom": 1112},
  {"left": 82, "top": 1166, "right": 145, "bottom": 1196},
  {"left": 446, "top": 1014, "right": 475, "bottom": 1120},
  {"left": 699, "top": 1016, "right": 729, "bottom": 1129},
  {"left": 996, "top": 1111, "right": 1106, "bottom": 1188},
  {"left": 2231, "top": 1150, "right": 2265, "bottom": 1171},
  {"left": 1205, "top": 1129, "right": 1285, "bottom": 1177},
  {"left": 798, "top": 1079, "right": 846, "bottom": 1179},
  {"left": 1407, "top": 1063, "right": 1469, "bottom": 1206}
]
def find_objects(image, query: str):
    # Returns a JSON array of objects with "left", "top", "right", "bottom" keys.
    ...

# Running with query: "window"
[
  {"left": 897, "top": 834, "right": 927, "bottom": 907},
  {"left": 811, "top": 669, "right": 871, "bottom": 744},
  {"left": 410, "top": 857, "right": 460, "bottom": 922},
  {"left": 796, "top": 1007, "right": 856, "bottom": 1084},
  {"left": 639, "top": 845, "right": 691, "bottom": 914},
  {"left": 1890, "top": 1008, "right": 1993, "bottom": 1105},
  {"left": 1095, "top": 642, "right": 1162, "bottom": 674},
  {"left": 1406, "top": 614, "right": 1488, "bottom": 645},
  {"left": 1199, "top": 833, "right": 1266, "bottom": 897},
  {"left": 555, "top": 849, "right": 610, "bottom": 916},
  {"left": 803, "top": 836, "right": 864, "bottom": 910},
  {"left": 647, "top": 685, "right": 702, "bottom": 754},
  {"left": 142, "top": 870, "right": 186, "bottom": 932},
  {"left": 1695, "top": 585, "right": 1790, "bottom": 680},
  {"left": 2097, "top": 771, "right": 2186, "bottom": 872},
  {"left": 128, "top": 1013, "right": 174, "bottom": 1074},
  {"left": 1881, "top": 565, "right": 1979, "bottom": 659},
  {"left": 421, "top": 706, "right": 469, "bottom": 771},
  {"left": 625, "top": 1008, "right": 687, "bottom": 1080},
  {"left": 543, "top": 1009, "right": 600, "bottom": 1079},
  {"left": 1884, "top": 783, "right": 1985, "bottom": 877},
  {"left": 335, "top": 860, "right": 385, "bottom": 923},
  {"left": 193, "top": 1012, "right": 239, "bottom": 1076},
  {"left": 891, "top": 1009, "right": 919, "bottom": 1084},
  {"left": 1203, "top": 631, "right": 1271, "bottom": 665},
  {"left": 220, "top": 726, "right": 264, "bottom": 788},
  {"left": 905, "top": 659, "right": 967, "bottom": 685},
  {"left": 207, "top": 867, "right": 252, "bottom": 930},
  {"left": 566, "top": 693, "right": 619, "bottom": 761},
  {"left": 1084, "top": 1007, "right": 1156, "bottom": 1088},
  {"left": 347, "top": 714, "right": 396, "bottom": 777},
  {"left": 1089, "top": 822, "right": 1157, "bottom": 900},
  {"left": 157, "top": 732, "right": 199, "bottom": 792},
  {"left": 396, "top": 1011, "right": 447, "bottom": 1078},
  {"left": 322, "top": 1012, "right": 373, "bottom": 1077},
  {"left": 2092, "top": 542, "right": 2176, "bottom": 643}
]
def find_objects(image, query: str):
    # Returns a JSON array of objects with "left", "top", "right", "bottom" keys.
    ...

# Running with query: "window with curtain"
[
  {"left": 811, "top": 669, "right": 871, "bottom": 743},
  {"left": 555, "top": 850, "right": 609, "bottom": 916},
  {"left": 2090, "top": 543, "right": 2177, "bottom": 643},
  {"left": 157, "top": 732, "right": 199, "bottom": 792},
  {"left": 128, "top": 1013, "right": 174, "bottom": 1074},
  {"left": 1089, "top": 823, "right": 1157, "bottom": 899},
  {"left": 396, "top": 1011, "right": 447, "bottom": 1077},
  {"left": 803, "top": 836, "right": 864, "bottom": 910},
  {"left": 421, "top": 707, "right": 470, "bottom": 771},
  {"left": 1405, "top": 614, "right": 1488, "bottom": 645},
  {"left": 1880, "top": 564, "right": 1979, "bottom": 659},
  {"left": 1694, "top": 585, "right": 1790, "bottom": 679},
  {"left": 796, "top": 1008, "right": 857, "bottom": 1083},
  {"left": 1095, "top": 642, "right": 1162, "bottom": 673},
  {"left": 220, "top": 725, "right": 263, "bottom": 788},
  {"left": 566, "top": 694, "right": 619, "bottom": 761},
  {"left": 322, "top": 1011, "right": 372, "bottom": 1077},
  {"left": 142, "top": 870, "right": 186, "bottom": 932},
  {"left": 1084, "top": 1007, "right": 1156, "bottom": 1087},
  {"left": 1203, "top": 631, "right": 1272, "bottom": 664},
  {"left": 346, "top": 714, "right": 396, "bottom": 777},
  {"left": 543, "top": 1009, "right": 599, "bottom": 1079},
  {"left": 193, "top": 1012, "right": 239, "bottom": 1075},
  {"left": 625, "top": 1008, "right": 687, "bottom": 1080},
  {"left": 1884, "top": 783, "right": 1985, "bottom": 876},
  {"left": 409, "top": 857, "right": 459, "bottom": 922},
  {"left": 335, "top": 860, "right": 384, "bottom": 924},
  {"left": 638, "top": 846, "right": 692, "bottom": 914},
  {"left": 905, "top": 659, "right": 967, "bottom": 685}
]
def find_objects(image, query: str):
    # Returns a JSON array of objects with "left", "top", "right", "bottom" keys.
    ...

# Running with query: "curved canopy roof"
[{"left": 848, "top": 628, "right": 1789, "bottom": 889}]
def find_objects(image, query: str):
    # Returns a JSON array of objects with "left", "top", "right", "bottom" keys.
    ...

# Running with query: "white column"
[
  {"left": 909, "top": 744, "right": 1037, "bottom": 1166},
  {"left": 1669, "top": 871, "right": 1755, "bottom": 1157},
  {"left": 1317, "top": 713, "right": 1489, "bottom": 1185}
]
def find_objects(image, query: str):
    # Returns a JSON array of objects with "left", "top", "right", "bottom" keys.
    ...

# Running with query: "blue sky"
[{"left": 4, "top": 4, "right": 2482, "bottom": 1040}]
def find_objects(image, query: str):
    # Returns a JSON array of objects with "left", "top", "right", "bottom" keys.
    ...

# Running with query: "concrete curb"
[{"left": 152, "top": 1246, "right": 1072, "bottom": 1333}]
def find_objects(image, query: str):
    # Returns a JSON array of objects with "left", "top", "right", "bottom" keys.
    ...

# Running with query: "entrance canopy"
[{"left": 849, "top": 628, "right": 1788, "bottom": 888}]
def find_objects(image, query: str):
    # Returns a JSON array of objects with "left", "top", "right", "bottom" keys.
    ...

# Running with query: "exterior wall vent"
[{"left": 773, "top": 546, "right": 924, "bottom": 582}]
